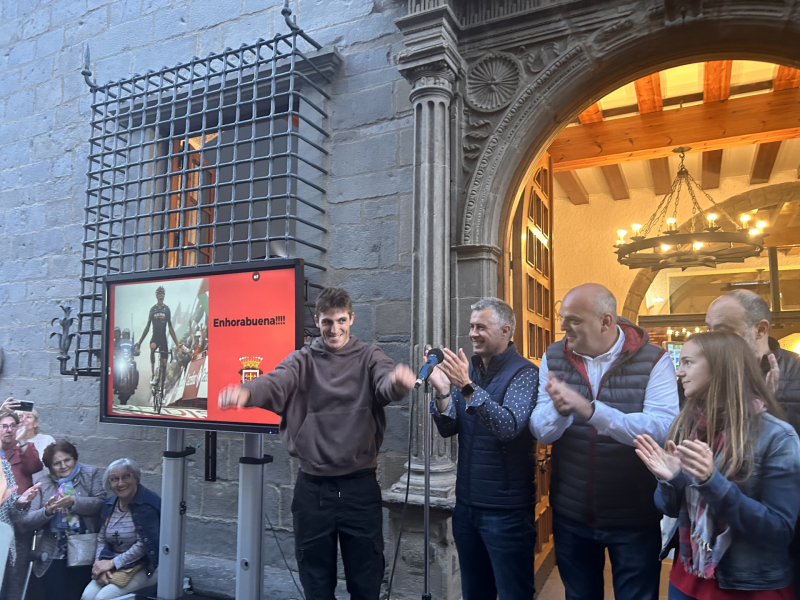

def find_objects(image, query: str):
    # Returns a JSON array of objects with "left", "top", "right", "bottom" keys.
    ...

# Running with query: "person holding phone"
[
  {"left": 16, "top": 408, "right": 55, "bottom": 468},
  {"left": 635, "top": 330, "right": 800, "bottom": 599}
]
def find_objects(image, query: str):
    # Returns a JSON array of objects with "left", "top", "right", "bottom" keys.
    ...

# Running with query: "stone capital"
[
  {"left": 405, "top": 61, "right": 457, "bottom": 101},
  {"left": 395, "top": 4, "right": 464, "bottom": 99}
]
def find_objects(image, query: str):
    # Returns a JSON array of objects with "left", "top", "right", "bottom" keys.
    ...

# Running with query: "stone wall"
[{"left": 0, "top": 0, "right": 413, "bottom": 584}]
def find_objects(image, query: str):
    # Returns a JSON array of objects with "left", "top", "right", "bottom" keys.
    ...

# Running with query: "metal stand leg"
[
  {"left": 236, "top": 433, "right": 273, "bottom": 600},
  {"left": 422, "top": 382, "right": 432, "bottom": 600},
  {"left": 158, "top": 429, "right": 195, "bottom": 599}
]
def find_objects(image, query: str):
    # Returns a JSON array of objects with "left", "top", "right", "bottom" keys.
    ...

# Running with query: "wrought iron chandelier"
[{"left": 615, "top": 147, "right": 767, "bottom": 271}]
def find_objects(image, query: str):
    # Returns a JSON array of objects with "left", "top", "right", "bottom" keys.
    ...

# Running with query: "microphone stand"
[{"left": 422, "top": 378, "right": 432, "bottom": 600}]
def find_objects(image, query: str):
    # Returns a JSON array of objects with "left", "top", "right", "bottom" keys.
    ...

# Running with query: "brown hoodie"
[{"left": 242, "top": 336, "right": 405, "bottom": 476}]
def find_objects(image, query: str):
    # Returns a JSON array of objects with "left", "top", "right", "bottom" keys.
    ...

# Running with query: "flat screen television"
[{"left": 100, "top": 259, "right": 303, "bottom": 433}]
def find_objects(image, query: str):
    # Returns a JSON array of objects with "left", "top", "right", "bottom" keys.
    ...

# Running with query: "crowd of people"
[
  {"left": 219, "top": 285, "right": 800, "bottom": 600},
  {"left": 0, "top": 399, "right": 161, "bottom": 600},
  {"left": 2, "top": 283, "right": 798, "bottom": 600}
]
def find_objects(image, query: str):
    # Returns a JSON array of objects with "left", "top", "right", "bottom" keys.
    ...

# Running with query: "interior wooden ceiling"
[
  {"left": 550, "top": 61, "right": 800, "bottom": 254},
  {"left": 551, "top": 61, "right": 800, "bottom": 204}
]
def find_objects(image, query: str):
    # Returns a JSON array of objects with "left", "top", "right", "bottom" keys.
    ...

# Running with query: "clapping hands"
[
  {"left": 634, "top": 434, "right": 715, "bottom": 483},
  {"left": 545, "top": 373, "right": 595, "bottom": 420}
]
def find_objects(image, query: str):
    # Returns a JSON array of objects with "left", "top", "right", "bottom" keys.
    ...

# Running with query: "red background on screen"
[{"left": 106, "top": 267, "right": 296, "bottom": 427}]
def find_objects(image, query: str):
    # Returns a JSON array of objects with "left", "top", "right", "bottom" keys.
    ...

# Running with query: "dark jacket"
[
  {"left": 243, "top": 336, "right": 406, "bottom": 477},
  {"left": 769, "top": 338, "right": 800, "bottom": 436},
  {"left": 440, "top": 344, "right": 537, "bottom": 509},
  {"left": 657, "top": 413, "right": 800, "bottom": 590},
  {"left": 99, "top": 484, "right": 161, "bottom": 575},
  {"left": 23, "top": 464, "right": 106, "bottom": 577},
  {"left": 545, "top": 319, "right": 665, "bottom": 529}
]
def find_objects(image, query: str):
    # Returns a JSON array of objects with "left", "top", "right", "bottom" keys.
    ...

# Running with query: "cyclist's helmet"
[
  {"left": 155, "top": 286, "right": 166, "bottom": 295},
  {"left": 122, "top": 328, "right": 131, "bottom": 340}
]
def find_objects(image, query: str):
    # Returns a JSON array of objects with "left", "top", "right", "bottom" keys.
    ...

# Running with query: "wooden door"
[{"left": 507, "top": 151, "right": 555, "bottom": 571}]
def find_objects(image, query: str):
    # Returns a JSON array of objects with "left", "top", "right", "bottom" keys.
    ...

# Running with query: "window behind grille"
[{"left": 77, "top": 25, "right": 337, "bottom": 376}]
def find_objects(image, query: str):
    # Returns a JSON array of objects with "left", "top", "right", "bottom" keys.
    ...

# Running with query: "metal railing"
[{"left": 71, "top": 5, "right": 331, "bottom": 376}]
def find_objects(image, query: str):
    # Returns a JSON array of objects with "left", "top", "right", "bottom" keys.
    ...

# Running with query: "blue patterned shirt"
[{"left": 431, "top": 368, "right": 538, "bottom": 442}]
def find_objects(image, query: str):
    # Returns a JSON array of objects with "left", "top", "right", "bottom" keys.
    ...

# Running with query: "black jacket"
[{"left": 769, "top": 338, "right": 800, "bottom": 436}]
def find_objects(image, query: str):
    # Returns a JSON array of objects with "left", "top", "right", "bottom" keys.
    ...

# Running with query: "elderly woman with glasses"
[
  {"left": 22, "top": 440, "right": 105, "bottom": 600},
  {"left": 81, "top": 459, "right": 160, "bottom": 600}
]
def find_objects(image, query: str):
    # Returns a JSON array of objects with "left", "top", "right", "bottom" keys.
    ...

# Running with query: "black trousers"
[{"left": 292, "top": 469, "right": 384, "bottom": 600}]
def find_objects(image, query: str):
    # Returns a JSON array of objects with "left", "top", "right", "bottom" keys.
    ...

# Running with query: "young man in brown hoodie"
[{"left": 219, "top": 287, "right": 415, "bottom": 600}]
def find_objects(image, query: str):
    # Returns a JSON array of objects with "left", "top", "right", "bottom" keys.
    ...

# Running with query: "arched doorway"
[{"left": 467, "top": 18, "right": 800, "bottom": 573}]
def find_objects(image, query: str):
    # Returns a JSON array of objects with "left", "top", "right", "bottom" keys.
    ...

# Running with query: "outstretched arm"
[{"left": 136, "top": 320, "right": 151, "bottom": 348}]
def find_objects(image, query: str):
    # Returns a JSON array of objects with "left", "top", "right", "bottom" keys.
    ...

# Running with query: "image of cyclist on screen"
[{"left": 134, "top": 286, "right": 183, "bottom": 385}]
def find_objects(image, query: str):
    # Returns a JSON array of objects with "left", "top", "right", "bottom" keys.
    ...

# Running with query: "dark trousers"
[
  {"left": 552, "top": 513, "right": 662, "bottom": 600},
  {"left": 2, "top": 531, "right": 32, "bottom": 600},
  {"left": 452, "top": 501, "right": 536, "bottom": 600},
  {"left": 37, "top": 559, "right": 92, "bottom": 600},
  {"left": 292, "top": 469, "right": 384, "bottom": 600}
]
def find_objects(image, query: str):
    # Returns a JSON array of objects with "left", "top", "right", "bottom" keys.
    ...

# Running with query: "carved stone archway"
[
  {"left": 461, "top": 8, "right": 800, "bottom": 251},
  {"left": 620, "top": 181, "right": 800, "bottom": 321}
]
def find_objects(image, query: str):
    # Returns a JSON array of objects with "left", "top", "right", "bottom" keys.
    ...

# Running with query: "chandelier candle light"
[{"left": 615, "top": 147, "right": 767, "bottom": 271}]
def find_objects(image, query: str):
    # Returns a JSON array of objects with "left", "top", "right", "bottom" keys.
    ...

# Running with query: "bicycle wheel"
[
  {"left": 152, "top": 362, "right": 163, "bottom": 414},
  {"left": 156, "top": 369, "right": 165, "bottom": 414}
]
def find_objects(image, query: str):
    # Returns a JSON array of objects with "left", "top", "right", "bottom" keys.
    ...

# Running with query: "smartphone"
[{"left": 17, "top": 401, "right": 34, "bottom": 412}]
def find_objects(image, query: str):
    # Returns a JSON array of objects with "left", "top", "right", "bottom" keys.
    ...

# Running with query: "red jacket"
[{"left": 3, "top": 442, "right": 42, "bottom": 492}]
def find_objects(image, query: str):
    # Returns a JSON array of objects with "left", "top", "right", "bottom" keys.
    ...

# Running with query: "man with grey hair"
[
  {"left": 706, "top": 289, "right": 800, "bottom": 599},
  {"left": 429, "top": 297, "right": 538, "bottom": 599},
  {"left": 705, "top": 289, "right": 800, "bottom": 433},
  {"left": 529, "top": 283, "right": 679, "bottom": 600}
]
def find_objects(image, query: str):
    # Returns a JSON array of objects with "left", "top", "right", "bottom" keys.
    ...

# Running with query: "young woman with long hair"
[{"left": 634, "top": 330, "right": 800, "bottom": 599}]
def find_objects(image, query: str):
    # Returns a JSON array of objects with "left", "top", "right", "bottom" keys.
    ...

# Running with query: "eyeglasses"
[
  {"left": 108, "top": 472, "right": 135, "bottom": 485},
  {"left": 0, "top": 424, "right": 17, "bottom": 431}
]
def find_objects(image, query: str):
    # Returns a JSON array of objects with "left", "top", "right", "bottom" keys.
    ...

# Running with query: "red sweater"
[{"left": 3, "top": 442, "right": 42, "bottom": 492}]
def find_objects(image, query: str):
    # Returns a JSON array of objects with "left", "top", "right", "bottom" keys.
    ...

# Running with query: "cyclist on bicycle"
[{"left": 135, "top": 286, "right": 183, "bottom": 385}]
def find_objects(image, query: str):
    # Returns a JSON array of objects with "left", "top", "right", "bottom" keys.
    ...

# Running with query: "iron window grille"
[{"left": 74, "top": 8, "right": 337, "bottom": 377}]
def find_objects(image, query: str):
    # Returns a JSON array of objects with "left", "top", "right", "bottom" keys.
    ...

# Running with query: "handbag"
[
  {"left": 108, "top": 563, "right": 143, "bottom": 587},
  {"left": 66, "top": 532, "right": 97, "bottom": 567}
]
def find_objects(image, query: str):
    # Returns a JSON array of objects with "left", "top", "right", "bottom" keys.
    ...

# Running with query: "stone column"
[{"left": 384, "top": 6, "right": 463, "bottom": 599}]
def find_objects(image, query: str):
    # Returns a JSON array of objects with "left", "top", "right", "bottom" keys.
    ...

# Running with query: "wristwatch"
[
  {"left": 461, "top": 382, "right": 476, "bottom": 397},
  {"left": 434, "top": 392, "right": 450, "bottom": 400}
]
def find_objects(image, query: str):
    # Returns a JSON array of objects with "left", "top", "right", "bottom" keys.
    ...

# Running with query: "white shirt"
[{"left": 529, "top": 326, "right": 679, "bottom": 447}]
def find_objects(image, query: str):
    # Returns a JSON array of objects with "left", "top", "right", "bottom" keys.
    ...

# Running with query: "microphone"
[{"left": 415, "top": 348, "right": 444, "bottom": 389}]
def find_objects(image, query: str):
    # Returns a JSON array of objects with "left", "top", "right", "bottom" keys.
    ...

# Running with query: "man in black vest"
[
  {"left": 430, "top": 297, "right": 538, "bottom": 599},
  {"left": 530, "top": 283, "right": 679, "bottom": 600},
  {"left": 705, "top": 289, "right": 800, "bottom": 598}
]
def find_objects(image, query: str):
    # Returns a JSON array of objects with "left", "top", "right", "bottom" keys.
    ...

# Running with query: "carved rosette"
[{"left": 466, "top": 53, "right": 521, "bottom": 112}]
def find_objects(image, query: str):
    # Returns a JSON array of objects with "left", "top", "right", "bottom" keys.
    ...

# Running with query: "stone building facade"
[{"left": 2, "top": 0, "right": 800, "bottom": 598}]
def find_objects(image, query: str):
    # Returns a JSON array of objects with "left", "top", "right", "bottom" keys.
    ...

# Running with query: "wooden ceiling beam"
[
  {"left": 649, "top": 156, "right": 672, "bottom": 195},
  {"left": 702, "top": 149, "right": 724, "bottom": 189},
  {"left": 550, "top": 87, "right": 800, "bottom": 172},
  {"left": 788, "top": 203, "right": 800, "bottom": 229},
  {"left": 554, "top": 171, "right": 590, "bottom": 205},
  {"left": 751, "top": 141, "right": 782, "bottom": 184},
  {"left": 762, "top": 227, "right": 800, "bottom": 246},
  {"left": 634, "top": 74, "right": 663, "bottom": 114},
  {"left": 774, "top": 65, "right": 800, "bottom": 92},
  {"left": 578, "top": 103, "right": 603, "bottom": 124},
  {"left": 701, "top": 62, "right": 731, "bottom": 189},
  {"left": 703, "top": 60, "right": 732, "bottom": 102},
  {"left": 600, "top": 164, "right": 629, "bottom": 200}
]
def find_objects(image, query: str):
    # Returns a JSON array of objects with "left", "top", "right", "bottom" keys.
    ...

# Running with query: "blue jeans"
[
  {"left": 452, "top": 501, "right": 536, "bottom": 600},
  {"left": 667, "top": 582, "right": 694, "bottom": 599},
  {"left": 552, "top": 513, "right": 662, "bottom": 600}
]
